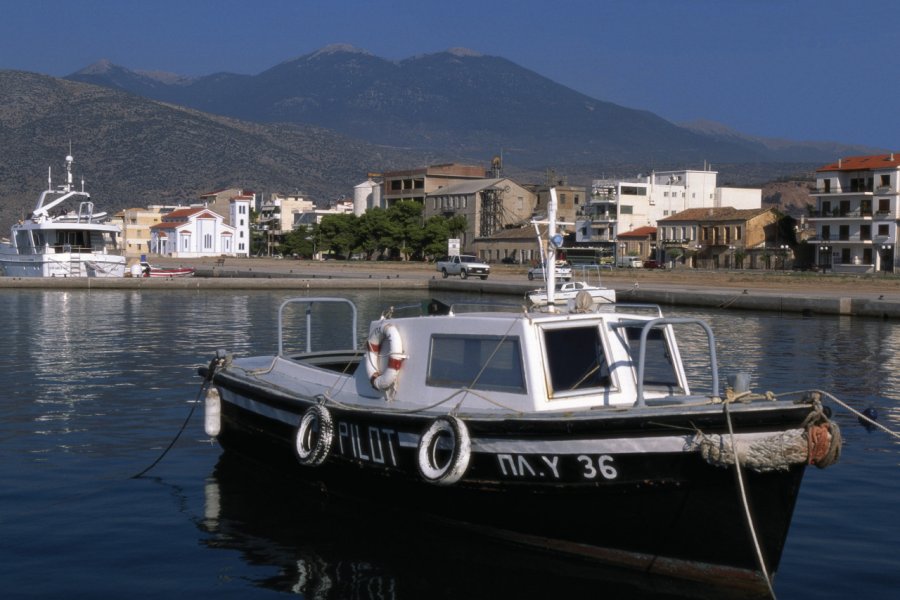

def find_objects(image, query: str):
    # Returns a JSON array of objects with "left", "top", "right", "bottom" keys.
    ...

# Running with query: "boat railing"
[
  {"left": 448, "top": 301, "right": 526, "bottom": 315},
  {"left": 613, "top": 317, "right": 719, "bottom": 407},
  {"left": 596, "top": 303, "right": 664, "bottom": 316},
  {"left": 277, "top": 297, "right": 358, "bottom": 355}
]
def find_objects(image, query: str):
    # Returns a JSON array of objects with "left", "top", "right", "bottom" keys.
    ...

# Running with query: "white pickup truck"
[{"left": 436, "top": 255, "right": 491, "bottom": 280}]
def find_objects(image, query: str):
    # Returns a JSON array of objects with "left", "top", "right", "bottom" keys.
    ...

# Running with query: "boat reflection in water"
[{"left": 199, "top": 453, "right": 767, "bottom": 600}]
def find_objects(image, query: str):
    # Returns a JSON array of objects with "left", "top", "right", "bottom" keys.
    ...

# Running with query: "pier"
[{"left": 2, "top": 257, "right": 899, "bottom": 318}]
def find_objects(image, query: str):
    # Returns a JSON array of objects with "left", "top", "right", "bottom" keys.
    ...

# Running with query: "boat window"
[
  {"left": 624, "top": 327, "right": 680, "bottom": 389},
  {"left": 427, "top": 334, "right": 526, "bottom": 393},
  {"left": 543, "top": 326, "right": 611, "bottom": 393}
]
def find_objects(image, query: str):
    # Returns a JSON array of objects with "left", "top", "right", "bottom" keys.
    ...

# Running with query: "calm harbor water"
[{"left": 0, "top": 288, "right": 897, "bottom": 599}]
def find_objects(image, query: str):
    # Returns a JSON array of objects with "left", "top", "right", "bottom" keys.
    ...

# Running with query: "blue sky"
[{"left": 2, "top": 0, "right": 898, "bottom": 150}]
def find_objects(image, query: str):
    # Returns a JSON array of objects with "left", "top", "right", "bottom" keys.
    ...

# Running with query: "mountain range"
[{"left": 0, "top": 45, "right": 879, "bottom": 229}]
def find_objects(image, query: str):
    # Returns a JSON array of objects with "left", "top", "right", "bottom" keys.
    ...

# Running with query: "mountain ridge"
[{"left": 67, "top": 46, "right": 885, "bottom": 165}]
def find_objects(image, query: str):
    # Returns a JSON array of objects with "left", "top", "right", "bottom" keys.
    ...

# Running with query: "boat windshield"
[
  {"left": 624, "top": 326, "right": 681, "bottom": 392},
  {"left": 427, "top": 334, "right": 526, "bottom": 393},
  {"left": 543, "top": 325, "right": 611, "bottom": 394}
]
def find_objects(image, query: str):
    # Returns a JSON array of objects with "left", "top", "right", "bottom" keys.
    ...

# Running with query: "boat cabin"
[{"left": 273, "top": 299, "right": 702, "bottom": 415}]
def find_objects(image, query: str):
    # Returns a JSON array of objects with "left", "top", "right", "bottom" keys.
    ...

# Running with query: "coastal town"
[{"left": 6, "top": 151, "right": 892, "bottom": 277}]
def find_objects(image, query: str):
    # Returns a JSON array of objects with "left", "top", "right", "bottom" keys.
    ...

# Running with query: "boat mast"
[{"left": 546, "top": 188, "right": 558, "bottom": 308}]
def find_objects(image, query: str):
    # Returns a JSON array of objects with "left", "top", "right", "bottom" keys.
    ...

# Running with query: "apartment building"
[
  {"left": 575, "top": 169, "right": 761, "bottom": 259},
  {"left": 808, "top": 154, "right": 900, "bottom": 273},
  {"left": 381, "top": 164, "right": 487, "bottom": 208}
]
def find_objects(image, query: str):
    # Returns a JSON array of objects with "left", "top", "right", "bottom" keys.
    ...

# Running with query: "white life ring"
[
  {"left": 294, "top": 405, "right": 334, "bottom": 466},
  {"left": 416, "top": 416, "right": 471, "bottom": 485},
  {"left": 364, "top": 322, "right": 405, "bottom": 391}
]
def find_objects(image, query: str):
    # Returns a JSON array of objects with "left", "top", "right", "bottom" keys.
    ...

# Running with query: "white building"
[
  {"left": 577, "top": 169, "right": 761, "bottom": 248},
  {"left": 199, "top": 188, "right": 254, "bottom": 258},
  {"left": 149, "top": 207, "right": 237, "bottom": 257},
  {"left": 259, "top": 193, "right": 315, "bottom": 234},
  {"left": 808, "top": 153, "right": 900, "bottom": 273}
]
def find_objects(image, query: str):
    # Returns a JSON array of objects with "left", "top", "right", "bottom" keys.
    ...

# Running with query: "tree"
[
  {"left": 385, "top": 201, "right": 425, "bottom": 260},
  {"left": 282, "top": 224, "right": 318, "bottom": 258},
  {"left": 316, "top": 213, "right": 358, "bottom": 258},
  {"left": 357, "top": 208, "right": 394, "bottom": 259}
]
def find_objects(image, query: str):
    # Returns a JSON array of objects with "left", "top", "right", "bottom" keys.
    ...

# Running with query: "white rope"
[{"left": 724, "top": 401, "right": 777, "bottom": 599}]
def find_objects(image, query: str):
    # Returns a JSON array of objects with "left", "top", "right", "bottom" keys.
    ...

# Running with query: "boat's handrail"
[
  {"left": 448, "top": 301, "right": 525, "bottom": 315},
  {"left": 613, "top": 317, "right": 719, "bottom": 407},
  {"left": 277, "top": 297, "right": 358, "bottom": 356},
  {"left": 598, "top": 303, "right": 664, "bottom": 316}
]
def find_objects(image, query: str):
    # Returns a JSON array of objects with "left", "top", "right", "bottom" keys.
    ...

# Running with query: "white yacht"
[{"left": 0, "top": 153, "right": 125, "bottom": 277}]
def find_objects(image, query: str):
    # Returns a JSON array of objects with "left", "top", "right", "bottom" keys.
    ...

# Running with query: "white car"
[{"left": 527, "top": 261, "right": 572, "bottom": 281}]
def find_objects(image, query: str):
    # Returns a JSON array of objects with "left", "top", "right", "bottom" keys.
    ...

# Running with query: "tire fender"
[{"left": 417, "top": 416, "right": 471, "bottom": 485}]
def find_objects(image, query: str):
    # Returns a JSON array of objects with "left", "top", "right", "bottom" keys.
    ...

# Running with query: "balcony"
[
  {"left": 814, "top": 185, "right": 874, "bottom": 195},
  {"left": 810, "top": 208, "right": 872, "bottom": 218}
]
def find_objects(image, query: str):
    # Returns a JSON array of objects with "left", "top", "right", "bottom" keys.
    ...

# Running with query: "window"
[
  {"left": 620, "top": 205, "right": 633, "bottom": 214},
  {"left": 878, "top": 224, "right": 889, "bottom": 236},
  {"left": 879, "top": 199, "right": 890, "bottom": 213},
  {"left": 542, "top": 326, "right": 610, "bottom": 395},
  {"left": 620, "top": 186, "right": 647, "bottom": 196},
  {"left": 861, "top": 225, "right": 871, "bottom": 241},
  {"left": 427, "top": 335, "right": 525, "bottom": 393},
  {"left": 841, "top": 248, "right": 851, "bottom": 264},
  {"left": 204, "top": 233, "right": 213, "bottom": 249},
  {"left": 624, "top": 326, "right": 681, "bottom": 391},
  {"left": 881, "top": 174, "right": 891, "bottom": 187},
  {"left": 822, "top": 225, "right": 831, "bottom": 240}
]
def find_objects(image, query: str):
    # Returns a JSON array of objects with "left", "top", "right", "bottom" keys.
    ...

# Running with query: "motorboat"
[
  {"left": 198, "top": 190, "right": 842, "bottom": 595},
  {"left": 131, "top": 261, "right": 195, "bottom": 278},
  {"left": 0, "top": 153, "right": 125, "bottom": 277},
  {"left": 526, "top": 280, "right": 616, "bottom": 306}
]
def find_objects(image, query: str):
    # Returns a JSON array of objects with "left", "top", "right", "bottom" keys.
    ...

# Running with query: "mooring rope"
[
  {"left": 771, "top": 389, "right": 900, "bottom": 440},
  {"left": 131, "top": 354, "right": 225, "bottom": 479},
  {"left": 723, "top": 400, "right": 778, "bottom": 599}
]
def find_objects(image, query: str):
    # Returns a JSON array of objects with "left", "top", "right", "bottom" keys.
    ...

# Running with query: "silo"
[{"left": 353, "top": 179, "right": 381, "bottom": 216}]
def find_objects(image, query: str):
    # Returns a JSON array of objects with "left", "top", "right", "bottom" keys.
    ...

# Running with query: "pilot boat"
[
  {"left": 0, "top": 153, "right": 125, "bottom": 278},
  {"left": 199, "top": 191, "right": 841, "bottom": 594}
]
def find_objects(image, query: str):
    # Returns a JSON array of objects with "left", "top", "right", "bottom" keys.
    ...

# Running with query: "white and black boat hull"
[{"left": 206, "top": 368, "right": 817, "bottom": 593}]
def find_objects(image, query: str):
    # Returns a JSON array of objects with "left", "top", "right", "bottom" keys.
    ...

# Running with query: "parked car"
[
  {"left": 616, "top": 256, "right": 643, "bottom": 268},
  {"left": 436, "top": 255, "right": 491, "bottom": 279},
  {"left": 644, "top": 259, "right": 664, "bottom": 269},
  {"left": 528, "top": 261, "right": 572, "bottom": 281}
]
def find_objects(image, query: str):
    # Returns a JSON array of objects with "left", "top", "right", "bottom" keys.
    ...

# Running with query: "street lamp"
[
  {"left": 881, "top": 244, "right": 894, "bottom": 273},
  {"left": 820, "top": 244, "right": 831, "bottom": 273},
  {"left": 779, "top": 244, "right": 789, "bottom": 271},
  {"left": 728, "top": 245, "right": 736, "bottom": 269}
]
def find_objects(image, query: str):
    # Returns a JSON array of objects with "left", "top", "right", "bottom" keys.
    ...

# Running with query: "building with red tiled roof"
[
  {"left": 657, "top": 207, "right": 780, "bottom": 269},
  {"left": 809, "top": 153, "right": 900, "bottom": 273},
  {"left": 617, "top": 226, "right": 657, "bottom": 264},
  {"left": 150, "top": 206, "right": 238, "bottom": 257}
]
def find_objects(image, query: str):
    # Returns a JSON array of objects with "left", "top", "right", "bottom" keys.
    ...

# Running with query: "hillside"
[{"left": 0, "top": 71, "right": 432, "bottom": 230}]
